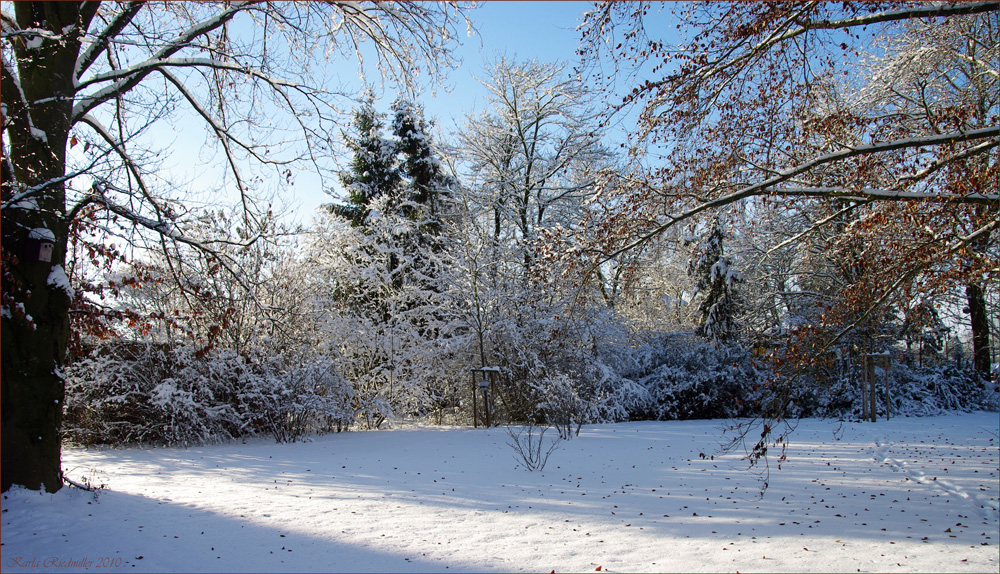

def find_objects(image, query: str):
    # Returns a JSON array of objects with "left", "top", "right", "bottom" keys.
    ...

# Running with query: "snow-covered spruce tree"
[
  {"left": 325, "top": 98, "right": 405, "bottom": 327},
  {"left": 307, "top": 203, "right": 463, "bottom": 429},
  {"left": 389, "top": 98, "right": 458, "bottom": 322},
  {"left": 328, "top": 97, "right": 402, "bottom": 227},
  {"left": 687, "top": 217, "right": 742, "bottom": 345},
  {"left": 315, "top": 100, "right": 462, "bottom": 427},
  {"left": 326, "top": 98, "right": 454, "bottom": 299},
  {"left": 391, "top": 98, "right": 456, "bottom": 237}
]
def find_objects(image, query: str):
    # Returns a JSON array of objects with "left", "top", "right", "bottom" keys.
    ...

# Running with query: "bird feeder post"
[
  {"left": 480, "top": 377, "right": 491, "bottom": 428},
  {"left": 471, "top": 367, "right": 500, "bottom": 428},
  {"left": 472, "top": 369, "right": 479, "bottom": 429}
]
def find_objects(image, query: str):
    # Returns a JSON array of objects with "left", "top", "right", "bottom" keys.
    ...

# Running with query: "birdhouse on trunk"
[{"left": 25, "top": 228, "right": 55, "bottom": 263}]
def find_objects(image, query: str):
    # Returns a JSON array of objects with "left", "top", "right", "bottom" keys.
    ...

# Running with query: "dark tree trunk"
[
  {"left": 1, "top": 1, "right": 92, "bottom": 493},
  {"left": 964, "top": 203, "right": 993, "bottom": 378},
  {"left": 966, "top": 282, "right": 991, "bottom": 376}
]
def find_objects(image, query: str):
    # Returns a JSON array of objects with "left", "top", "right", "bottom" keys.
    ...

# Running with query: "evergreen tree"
[
  {"left": 325, "top": 98, "right": 455, "bottom": 315},
  {"left": 687, "top": 217, "right": 742, "bottom": 344},
  {"left": 328, "top": 97, "right": 401, "bottom": 227},
  {"left": 391, "top": 98, "right": 455, "bottom": 235},
  {"left": 390, "top": 99, "right": 457, "bottom": 325},
  {"left": 314, "top": 99, "right": 460, "bottom": 423}
]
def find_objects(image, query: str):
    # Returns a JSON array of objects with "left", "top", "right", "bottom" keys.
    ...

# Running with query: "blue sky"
[
  {"left": 70, "top": 2, "right": 607, "bottom": 224},
  {"left": 288, "top": 1, "right": 600, "bottom": 219},
  {"left": 423, "top": 1, "right": 594, "bottom": 129}
]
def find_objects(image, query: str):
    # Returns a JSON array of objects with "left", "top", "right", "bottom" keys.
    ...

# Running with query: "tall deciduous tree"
[
  {"left": 1, "top": 0, "right": 470, "bottom": 493},
  {"left": 458, "top": 57, "right": 610, "bottom": 274},
  {"left": 846, "top": 8, "right": 999, "bottom": 374},
  {"left": 579, "top": 0, "right": 997, "bottom": 469}
]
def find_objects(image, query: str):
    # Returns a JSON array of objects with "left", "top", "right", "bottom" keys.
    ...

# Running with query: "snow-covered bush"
[
  {"left": 531, "top": 373, "right": 585, "bottom": 439},
  {"left": 237, "top": 351, "right": 355, "bottom": 443},
  {"left": 64, "top": 343, "right": 354, "bottom": 446},
  {"left": 858, "top": 363, "right": 999, "bottom": 418},
  {"left": 632, "top": 333, "right": 768, "bottom": 420},
  {"left": 477, "top": 291, "right": 649, "bottom": 431},
  {"left": 629, "top": 331, "right": 999, "bottom": 422},
  {"left": 64, "top": 343, "right": 240, "bottom": 446}
]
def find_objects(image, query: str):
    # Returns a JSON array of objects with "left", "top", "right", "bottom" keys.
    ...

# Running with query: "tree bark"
[
  {"left": 966, "top": 282, "right": 991, "bottom": 376},
  {"left": 1, "top": 1, "right": 90, "bottom": 493}
]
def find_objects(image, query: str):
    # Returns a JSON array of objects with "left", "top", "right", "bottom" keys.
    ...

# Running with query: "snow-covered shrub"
[
  {"left": 626, "top": 330, "right": 999, "bottom": 422},
  {"left": 759, "top": 358, "right": 999, "bottom": 420},
  {"left": 581, "top": 361, "right": 650, "bottom": 424},
  {"left": 63, "top": 342, "right": 354, "bottom": 446},
  {"left": 64, "top": 343, "right": 245, "bottom": 446},
  {"left": 236, "top": 351, "right": 355, "bottom": 443},
  {"left": 633, "top": 333, "right": 768, "bottom": 420},
  {"left": 531, "top": 373, "right": 585, "bottom": 439},
  {"left": 858, "top": 363, "right": 999, "bottom": 418},
  {"left": 479, "top": 294, "right": 649, "bottom": 431}
]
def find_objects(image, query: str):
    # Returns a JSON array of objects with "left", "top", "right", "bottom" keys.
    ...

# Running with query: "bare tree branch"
[
  {"left": 605, "top": 126, "right": 998, "bottom": 260},
  {"left": 71, "top": 1, "right": 253, "bottom": 122},
  {"left": 74, "top": 1, "right": 144, "bottom": 80}
]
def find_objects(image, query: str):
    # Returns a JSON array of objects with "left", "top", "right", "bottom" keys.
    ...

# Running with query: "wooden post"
[
  {"left": 861, "top": 354, "right": 892, "bottom": 422},
  {"left": 860, "top": 357, "right": 866, "bottom": 422},
  {"left": 885, "top": 361, "right": 890, "bottom": 421},
  {"left": 472, "top": 370, "right": 479, "bottom": 429},
  {"left": 481, "top": 375, "right": 490, "bottom": 428},
  {"left": 862, "top": 355, "right": 877, "bottom": 423},
  {"left": 868, "top": 357, "right": 877, "bottom": 423},
  {"left": 861, "top": 356, "right": 869, "bottom": 422},
  {"left": 882, "top": 355, "right": 891, "bottom": 421}
]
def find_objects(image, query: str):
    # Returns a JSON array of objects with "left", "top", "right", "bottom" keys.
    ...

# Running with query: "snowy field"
[{"left": 2, "top": 413, "right": 997, "bottom": 573}]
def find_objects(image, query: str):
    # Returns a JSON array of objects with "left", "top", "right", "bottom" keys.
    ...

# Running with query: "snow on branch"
[
  {"left": 1, "top": 45, "right": 31, "bottom": 134},
  {"left": 74, "top": 1, "right": 145, "bottom": 80},
  {"left": 75, "top": 57, "right": 300, "bottom": 94},
  {"left": 2, "top": 162, "right": 102, "bottom": 213},
  {"left": 797, "top": 1, "right": 997, "bottom": 32},
  {"left": 71, "top": 1, "right": 253, "bottom": 122}
]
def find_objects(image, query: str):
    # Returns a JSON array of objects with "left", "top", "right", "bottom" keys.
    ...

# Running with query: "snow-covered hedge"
[
  {"left": 628, "top": 332, "right": 998, "bottom": 421},
  {"left": 629, "top": 334, "right": 768, "bottom": 420},
  {"left": 863, "top": 362, "right": 999, "bottom": 418},
  {"left": 64, "top": 343, "right": 354, "bottom": 446},
  {"left": 62, "top": 334, "right": 997, "bottom": 449}
]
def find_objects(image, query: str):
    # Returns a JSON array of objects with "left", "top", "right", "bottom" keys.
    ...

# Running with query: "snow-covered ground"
[{"left": 3, "top": 413, "right": 997, "bottom": 573}]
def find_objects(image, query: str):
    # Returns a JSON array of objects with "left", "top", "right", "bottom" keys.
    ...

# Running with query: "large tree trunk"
[
  {"left": 1, "top": 1, "right": 89, "bottom": 493},
  {"left": 1, "top": 273, "right": 71, "bottom": 493},
  {"left": 965, "top": 201, "right": 994, "bottom": 378},
  {"left": 966, "top": 282, "right": 991, "bottom": 377}
]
